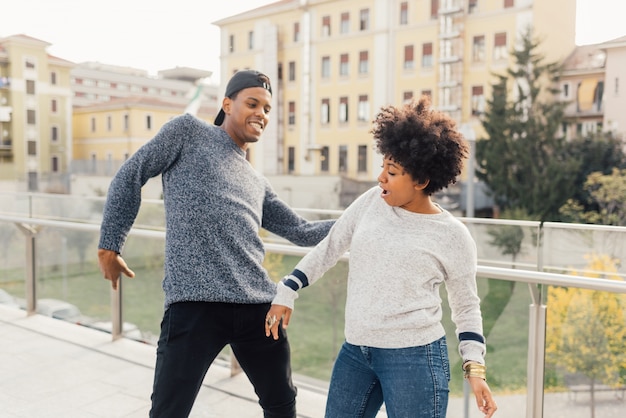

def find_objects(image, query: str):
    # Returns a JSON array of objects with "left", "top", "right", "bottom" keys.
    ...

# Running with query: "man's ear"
[{"left": 222, "top": 97, "right": 232, "bottom": 117}]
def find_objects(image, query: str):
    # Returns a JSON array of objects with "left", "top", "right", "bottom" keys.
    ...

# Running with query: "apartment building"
[
  {"left": 0, "top": 34, "right": 74, "bottom": 192},
  {"left": 559, "top": 35, "right": 626, "bottom": 141},
  {"left": 71, "top": 62, "right": 217, "bottom": 108},
  {"left": 214, "top": 0, "right": 576, "bottom": 184}
]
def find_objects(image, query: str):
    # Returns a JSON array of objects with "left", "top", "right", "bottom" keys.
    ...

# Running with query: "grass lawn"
[{"left": 0, "top": 238, "right": 531, "bottom": 396}]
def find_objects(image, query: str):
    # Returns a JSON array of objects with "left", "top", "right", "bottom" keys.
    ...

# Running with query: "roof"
[{"left": 562, "top": 44, "right": 606, "bottom": 72}]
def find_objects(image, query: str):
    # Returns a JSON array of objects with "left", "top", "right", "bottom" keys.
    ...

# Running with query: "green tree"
[
  {"left": 475, "top": 29, "right": 580, "bottom": 221},
  {"left": 565, "top": 132, "right": 626, "bottom": 213},
  {"left": 559, "top": 168, "right": 626, "bottom": 226},
  {"left": 546, "top": 254, "right": 626, "bottom": 418}
]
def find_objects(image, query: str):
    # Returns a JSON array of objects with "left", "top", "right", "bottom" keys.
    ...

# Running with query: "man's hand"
[
  {"left": 264, "top": 304, "right": 292, "bottom": 340},
  {"left": 97, "top": 248, "right": 135, "bottom": 290}
]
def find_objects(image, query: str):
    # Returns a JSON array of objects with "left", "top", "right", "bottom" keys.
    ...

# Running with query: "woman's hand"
[
  {"left": 264, "top": 304, "right": 292, "bottom": 340},
  {"left": 468, "top": 377, "right": 498, "bottom": 417}
]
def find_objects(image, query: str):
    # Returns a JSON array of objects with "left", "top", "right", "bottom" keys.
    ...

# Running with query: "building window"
[
  {"left": 359, "top": 9, "right": 370, "bottom": 31},
  {"left": 504, "top": 0, "right": 514, "bottom": 8},
  {"left": 468, "top": 0, "right": 477, "bottom": 13},
  {"left": 28, "top": 140, "right": 37, "bottom": 155},
  {"left": 229, "top": 35, "right": 235, "bottom": 53},
  {"left": 146, "top": 114, "right": 152, "bottom": 130},
  {"left": 339, "top": 97, "right": 349, "bottom": 123},
  {"left": 422, "top": 43, "right": 433, "bottom": 68},
  {"left": 431, "top": 0, "right": 439, "bottom": 19},
  {"left": 294, "top": 22, "right": 300, "bottom": 42},
  {"left": 288, "top": 147, "right": 295, "bottom": 173},
  {"left": 421, "top": 89, "right": 432, "bottom": 98},
  {"left": 357, "top": 95, "right": 369, "bottom": 121},
  {"left": 404, "top": 45, "right": 415, "bottom": 69},
  {"left": 562, "top": 83, "right": 570, "bottom": 99},
  {"left": 124, "top": 114, "right": 129, "bottom": 131},
  {"left": 321, "top": 56, "right": 331, "bottom": 78},
  {"left": 248, "top": 31, "right": 254, "bottom": 50},
  {"left": 320, "top": 146, "right": 329, "bottom": 172},
  {"left": 473, "top": 35, "right": 486, "bottom": 62},
  {"left": 322, "top": 15, "right": 331, "bottom": 37},
  {"left": 403, "top": 91, "right": 414, "bottom": 103},
  {"left": 493, "top": 32, "right": 508, "bottom": 60},
  {"left": 358, "top": 145, "right": 367, "bottom": 172},
  {"left": 615, "top": 77, "right": 619, "bottom": 95},
  {"left": 107, "top": 115, "right": 112, "bottom": 131},
  {"left": 51, "top": 156, "right": 59, "bottom": 173},
  {"left": 91, "top": 117, "right": 96, "bottom": 132},
  {"left": 50, "top": 72, "right": 57, "bottom": 85},
  {"left": 27, "top": 109, "right": 36, "bottom": 125},
  {"left": 400, "top": 2, "right": 408, "bottom": 25},
  {"left": 339, "top": 54, "right": 349, "bottom": 76},
  {"left": 51, "top": 99, "right": 58, "bottom": 113},
  {"left": 289, "top": 61, "right": 296, "bottom": 81},
  {"left": 338, "top": 145, "right": 348, "bottom": 172},
  {"left": 321, "top": 98, "right": 330, "bottom": 125},
  {"left": 471, "top": 85, "right": 485, "bottom": 116},
  {"left": 25, "top": 59, "right": 35, "bottom": 69},
  {"left": 26, "top": 80, "right": 36, "bottom": 95},
  {"left": 51, "top": 126, "right": 58, "bottom": 142},
  {"left": 288, "top": 101, "right": 296, "bottom": 125},
  {"left": 359, "top": 50, "right": 369, "bottom": 74},
  {"left": 340, "top": 12, "right": 350, "bottom": 34}
]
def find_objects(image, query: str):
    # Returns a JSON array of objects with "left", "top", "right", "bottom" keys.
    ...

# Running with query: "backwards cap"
[{"left": 214, "top": 70, "right": 272, "bottom": 126}]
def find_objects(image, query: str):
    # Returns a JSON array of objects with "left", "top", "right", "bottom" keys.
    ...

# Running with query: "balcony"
[{"left": 1, "top": 192, "right": 625, "bottom": 418}]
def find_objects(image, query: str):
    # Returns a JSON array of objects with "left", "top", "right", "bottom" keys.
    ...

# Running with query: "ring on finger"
[{"left": 266, "top": 315, "right": 277, "bottom": 328}]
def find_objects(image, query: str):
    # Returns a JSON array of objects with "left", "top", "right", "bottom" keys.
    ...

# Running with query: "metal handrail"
[{"left": 1, "top": 213, "right": 625, "bottom": 418}]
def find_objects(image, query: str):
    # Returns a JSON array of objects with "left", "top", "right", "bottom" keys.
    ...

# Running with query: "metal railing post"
[
  {"left": 16, "top": 223, "right": 39, "bottom": 315},
  {"left": 526, "top": 284, "right": 546, "bottom": 418},
  {"left": 110, "top": 275, "right": 123, "bottom": 340}
]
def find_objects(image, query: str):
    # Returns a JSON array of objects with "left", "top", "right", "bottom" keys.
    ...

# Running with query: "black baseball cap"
[{"left": 214, "top": 70, "right": 272, "bottom": 126}]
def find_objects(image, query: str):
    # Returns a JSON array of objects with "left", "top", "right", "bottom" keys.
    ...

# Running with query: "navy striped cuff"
[
  {"left": 291, "top": 269, "right": 309, "bottom": 288},
  {"left": 281, "top": 269, "right": 309, "bottom": 291},
  {"left": 459, "top": 332, "right": 485, "bottom": 344}
]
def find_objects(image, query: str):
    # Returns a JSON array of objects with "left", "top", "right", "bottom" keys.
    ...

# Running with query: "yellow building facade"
[
  {"left": 214, "top": 0, "right": 576, "bottom": 181},
  {"left": 0, "top": 35, "right": 74, "bottom": 191},
  {"left": 72, "top": 97, "right": 214, "bottom": 177}
]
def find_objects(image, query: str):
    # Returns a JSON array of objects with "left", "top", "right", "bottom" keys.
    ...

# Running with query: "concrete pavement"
[{"left": 1, "top": 304, "right": 624, "bottom": 417}]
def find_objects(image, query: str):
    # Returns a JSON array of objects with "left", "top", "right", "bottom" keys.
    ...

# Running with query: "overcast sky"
[{"left": 3, "top": 0, "right": 624, "bottom": 83}]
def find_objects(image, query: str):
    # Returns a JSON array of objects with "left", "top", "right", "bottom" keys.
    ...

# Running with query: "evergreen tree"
[
  {"left": 475, "top": 29, "right": 580, "bottom": 221},
  {"left": 565, "top": 132, "right": 626, "bottom": 213}
]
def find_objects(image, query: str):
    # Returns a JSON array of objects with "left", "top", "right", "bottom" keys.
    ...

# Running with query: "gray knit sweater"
[
  {"left": 274, "top": 186, "right": 486, "bottom": 364},
  {"left": 99, "top": 113, "right": 334, "bottom": 309}
]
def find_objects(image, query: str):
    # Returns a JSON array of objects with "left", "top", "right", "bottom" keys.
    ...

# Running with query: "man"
[{"left": 98, "top": 70, "right": 334, "bottom": 418}]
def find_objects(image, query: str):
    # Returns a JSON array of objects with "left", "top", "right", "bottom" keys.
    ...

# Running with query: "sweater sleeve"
[
  {"left": 271, "top": 187, "right": 373, "bottom": 309},
  {"left": 98, "top": 114, "right": 193, "bottom": 253},
  {"left": 444, "top": 225, "right": 487, "bottom": 364},
  {"left": 260, "top": 178, "right": 334, "bottom": 247}
]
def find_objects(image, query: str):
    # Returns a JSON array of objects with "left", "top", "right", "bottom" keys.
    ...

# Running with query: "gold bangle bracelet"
[{"left": 463, "top": 363, "right": 487, "bottom": 380}]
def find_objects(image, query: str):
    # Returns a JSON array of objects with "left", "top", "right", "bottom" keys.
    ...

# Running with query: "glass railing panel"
[
  {"left": 442, "top": 276, "right": 530, "bottom": 416},
  {"left": 30, "top": 226, "right": 109, "bottom": 325},
  {"left": 113, "top": 233, "right": 165, "bottom": 344},
  {"left": 542, "top": 223, "right": 626, "bottom": 279},
  {"left": 463, "top": 219, "right": 541, "bottom": 271},
  {"left": 543, "top": 284, "right": 626, "bottom": 418},
  {"left": 265, "top": 251, "right": 347, "bottom": 382},
  {"left": 0, "top": 220, "right": 27, "bottom": 306}
]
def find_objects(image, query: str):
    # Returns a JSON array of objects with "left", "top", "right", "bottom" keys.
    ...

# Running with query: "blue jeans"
[
  {"left": 325, "top": 337, "right": 450, "bottom": 418},
  {"left": 149, "top": 301, "right": 297, "bottom": 418}
]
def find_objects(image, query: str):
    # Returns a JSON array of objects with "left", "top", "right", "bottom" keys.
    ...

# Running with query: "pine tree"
[{"left": 475, "top": 29, "right": 580, "bottom": 221}]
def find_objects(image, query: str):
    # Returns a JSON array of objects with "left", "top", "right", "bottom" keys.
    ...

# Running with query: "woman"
[{"left": 265, "top": 96, "right": 497, "bottom": 418}]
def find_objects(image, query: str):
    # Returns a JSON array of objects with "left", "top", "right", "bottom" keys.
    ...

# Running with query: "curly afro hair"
[{"left": 371, "top": 95, "right": 468, "bottom": 195}]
